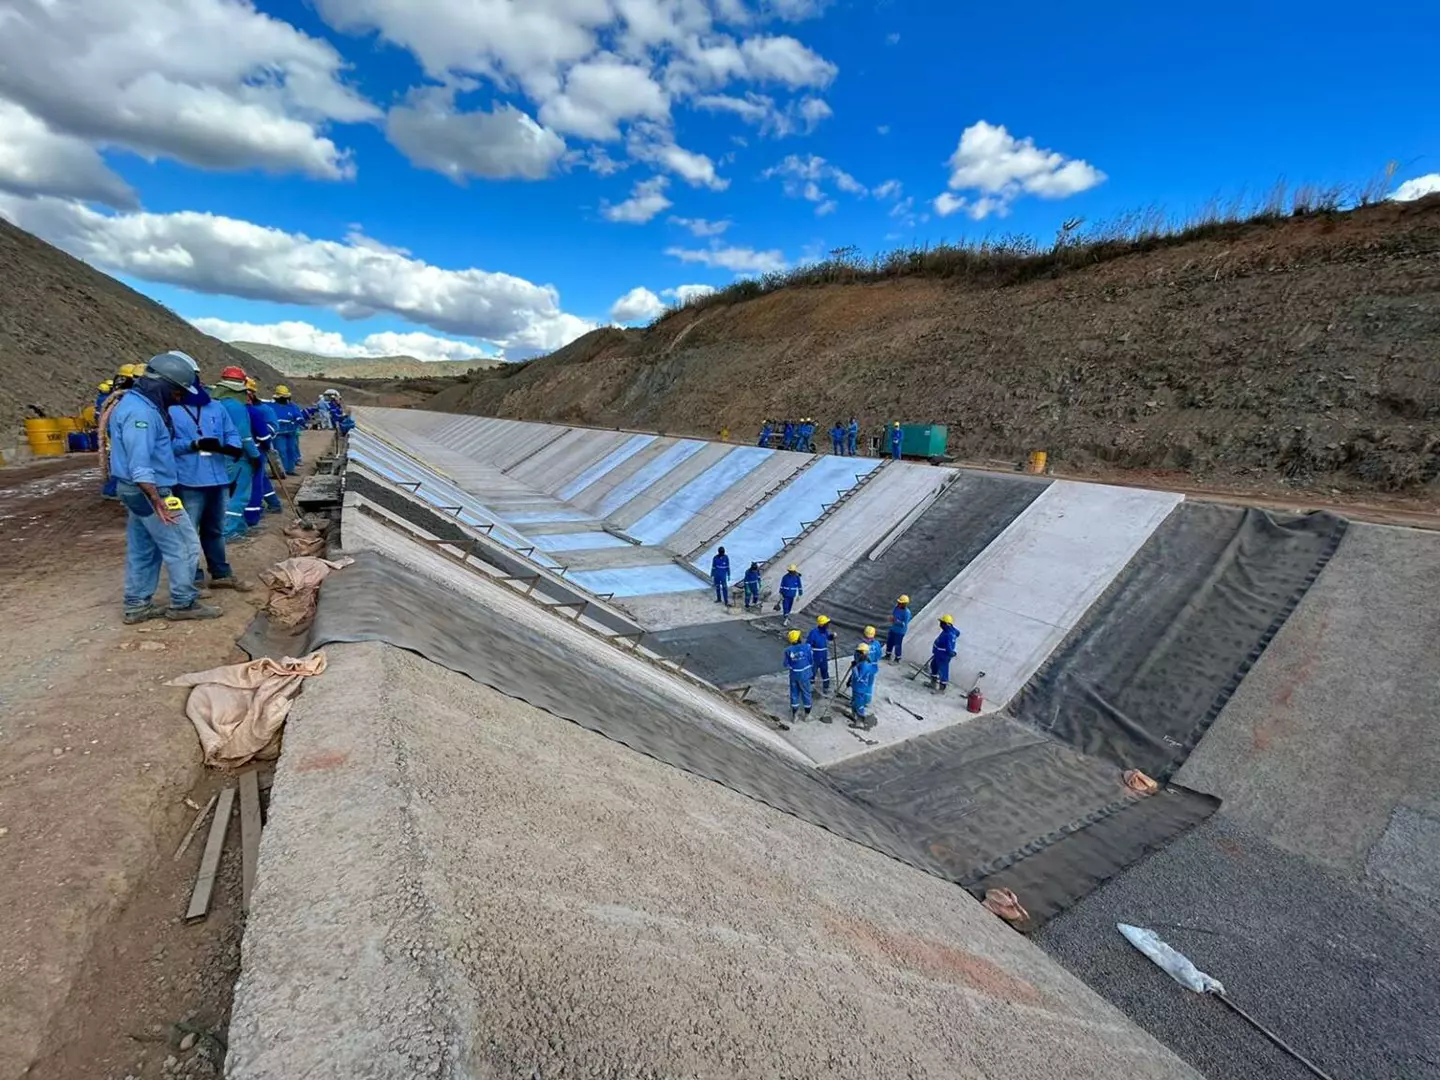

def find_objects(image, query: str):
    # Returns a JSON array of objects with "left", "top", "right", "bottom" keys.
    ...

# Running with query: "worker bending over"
[
  {"left": 778, "top": 563, "right": 803, "bottom": 623},
  {"left": 889, "top": 421, "right": 903, "bottom": 461},
  {"left": 710, "top": 546, "right": 731, "bottom": 604},
  {"left": 884, "top": 595, "right": 911, "bottom": 662},
  {"left": 848, "top": 641, "right": 879, "bottom": 728},
  {"left": 929, "top": 614, "right": 959, "bottom": 692},
  {"left": 783, "top": 629, "right": 814, "bottom": 723},
  {"left": 742, "top": 561, "right": 763, "bottom": 610},
  {"left": 807, "top": 615, "right": 835, "bottom": 695}
]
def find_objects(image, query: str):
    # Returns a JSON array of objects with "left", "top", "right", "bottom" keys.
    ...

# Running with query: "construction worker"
[
  {"left": 778, "top": 563, "right": 803, "bottom": 623},
  {"left": 105, "top": 351, "right": 221, "bottom": 623},
  {"left": 848, "top": 642, "right": 878, "bottom": 728},
  {"left": 270, "top": 385, "right": 303, "bottom": 475},
  {"left": 710, "top": 545, "right": 731, "bottom": 604},
  {"left": 929, "top": 614, "right": 960, "bottom": 692},
  {"left": 800, "top": 418, "right": 816, "bottom": 453},
  {"left": 211, "top": 366, "right": 260, "bottom": 539},
  {"left": 169, "top": 368, "right": 253, "bottom": 592},
  {"left": 807, "top": 615, "right": 835, "bottom": 694},
  {"left": 884, "top": 595, "right": 911, "bottom": 663},
  {"left": 245, "top": 378, "right": 283, "bottom": 521},
  {"left": 829, "top": 420, "right": 845, "bottom": 455},
  {"left": 889, "top": 421, "right": 903, "bottom": 461},
  {"left": 860, "top": 624, "right": 879, "bottom": 659},
  {"left": 742, "top": 561, "right": 763, "bottom": 610},
  {"left": 781, "top": 418, "right": 795, "bottom": 451},
  {"left": 783, "top": 629, "right": 814, "bottom": 723},
  {"left": 846, "top": 416, "right": 859, "bottom": 456},
  {"left": 114, "top": 363, "right": 137, "bottom": 391},
  {"left": 757, "top": 420, "right": 773, "bottom": 448}
]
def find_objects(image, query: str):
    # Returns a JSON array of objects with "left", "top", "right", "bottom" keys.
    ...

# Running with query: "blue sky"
[{"left": 0, "top": 0, "right": 1436, "bottom": 363}]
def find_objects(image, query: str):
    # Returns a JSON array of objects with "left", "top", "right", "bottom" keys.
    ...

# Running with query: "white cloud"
[
  {"left": 386, "top": 92, "right": 566, "bottom": 182},
  {"left": 190, "top": 317, "right": 495, "bottom": 363},
  {"left": 0, "top": 0, "right": 377, "bottom": 181},
  {"left": 629, "top": 127, "right": 728, "bottom": 189},
  {"left": 937, "top": 120, "right": 1105, "bottom": 219},
  {"left": 764, "top": 153, "right": 867, "bottom": 206},
  {"left": 603, "top": 176, "right": 672, "bottom": 223},
  {"left": 885, "top": 31, "right": 901, "bottom": 45},
  {"left": 609, "top": 285, "right": 666, "bottom": 323},
  {"left": 872, "top": 179, "right": 902, "bottom": 200},
  {"left": 669, "top": 216, "right": 731, "bottom": 236},
  {"left": 538, "top": 54, "right": 670, "bottom": 140},
  {"left": 663, "top": 283, "right": 716, "bottom": 304},
  {"left": 814, "top": 199, "right": 836, "bottom": 216},
  {"left": 0, "top": 193, "right": 591, "bottom": 358},
  {"left": 694, "top": 91, "right": 830, "bottom": 136},
  {"left": 665, "top": 243, "right": 785, "bottom": 273},
  {"left": 738, "top": 35, "right": 836, "bottom": 86},
  {"left": 876, "top": 124, "right": 890, "bottom": 136},
  {"left": 0, "top": 101, "right": 137, "bottom": 208},
  {"left": 1390, "top": 173, "right": 1440, "bottom": 202}
]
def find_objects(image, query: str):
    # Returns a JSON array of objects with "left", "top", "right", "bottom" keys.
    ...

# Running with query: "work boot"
[
  {"left": 791, "top": 708, "right": 799, "bottom": 723},
  {"left": 209, "top": 575, "right": 255, "bottom": 593},
  {"left": 122, "top": 603, "right": 164, "bottom": 625},
  {"left": 166, "top": 601, "right": 223, "bottom": 621},
  {"left": 938, "top": 683, "right": 949, "bottom": 694},
  {"left": 803, "top": 708, "right": 812, "bottom": 720}
]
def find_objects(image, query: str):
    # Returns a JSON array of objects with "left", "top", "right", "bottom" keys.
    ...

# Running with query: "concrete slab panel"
[
  {"left": 556, "top": 432, "right": 657, "bottom": 499},
  {"left": 665, "top": 451, "right": 811, "bottom": 556},
  {"left": 626, "top": 446, "right": 773, "bottom": 546},
  {"left": 568, "top": 565, "right": 709, "bottom": 597},
  {"left": 608, "top": 442, "right": 730, "bottom": 529},
  {"left": 910, "top": 481, "right": 1182, "bottom": 711},
  {"left": 695, "top": 455, "right": 883, "bottom": 570},
  {"left": 490, "top": 426, "right": 571, "bottom": 472},
  {"left": 594, "top": 439, "right": 705, "bottom": 519},
  {"left": 530, "top": 531, "right": 632, "bottom": 553},
  {"left": 501, "top": 508, "right": 596, "bottom": 524},
  {"left": 505, "top": 427, "right": 594, "bottom": 486}
]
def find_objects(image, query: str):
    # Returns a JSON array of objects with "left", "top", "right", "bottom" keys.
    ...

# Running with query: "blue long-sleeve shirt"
[
  {"left": 890, "top": 427, "right": 903, "bottom": 450},
  {"left": 784, "top": 642, "right": 814, "bottom": 676},
  {"left": 211, "top": 389, "right": 258, "bottom": 461},
  {"left": 847, "top": 419, "right": 859, "bottom": 440},
  {"left": 806, "top": 625, "right": 832, "bottom": 659},
  {"left": 107, "top": 391, "right": 178, "bottom": 487},
  {"left": 711, "top": 552, "right": 731, "bottom": 582},
  {"left": 851, "top": 654, "right": 878, "bottom": 692},
  {"left": 779, "top": 570, "right": 803, "bottom": 597},
  {"left": 890, "top": 605, "right": 912, "bottom": 634},
  {"left": 743, "top": 566, "right": 762, "bottom": 588},
  {"left": 933, "top": 624, "right": 960, "bottom": 656},
  {"left": 249, "top": 401, "right": 279, "bottom": 447},
  {"left": 169, "top": 400, "right": 242, "bottom": 488},
  {"left": 271, "top": 401, "right": 303, "bottom": 433}
]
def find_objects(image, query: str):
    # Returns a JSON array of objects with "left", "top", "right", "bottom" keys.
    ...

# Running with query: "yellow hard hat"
[
  {"left": 863, "top": 625, "right": 876, "bottom": 639},
  {"left": 245, "top": 376, "right": 259, "bottom": 391},
  {"left": 275, "top": 384, "right": 291, "bottom": 396},
  {"left": 856, "top": 642, "right": 870, "bottom": 655},
  {"left": 787, "top": 629, "right": 802, "bottom": 644},
  {"left": 787, "top": 564, "right": 799, "bottom": 573},
  {"left": 133, "top": 363, "right": 147, "bottom": 377},
  {"left": 940, "top": 614, "right": 954, "bottom": 625},
  {"left": 897, "top": 594, "right": 910, "bottom": 605},
  {"left": 98, "top": 379, "right": 113, "bottom": 392},
  {"left": 117, "top": 364, "right": 136, "bottom": 378},
  {"left": 893, "top": 420, "right": 901, "bottom": 427},
  {"left": 817, "top": 615, "right": 830, "bottom": 627}
]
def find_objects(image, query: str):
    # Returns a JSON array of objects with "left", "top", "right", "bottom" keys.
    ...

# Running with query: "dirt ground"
[{"left": 0, "top": 432, "right": 328, "bottom": 1080}]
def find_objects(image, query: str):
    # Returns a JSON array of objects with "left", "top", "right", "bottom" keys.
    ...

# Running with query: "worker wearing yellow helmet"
[
  {"left": 848, "top": 636, "right": 880, "bottom": 728},
  {"left": 783, "top": 626, "right": 814, "bottom": 723},
  {"left": 807, "top": 614, "right": 836, "bottom": 694},
  {"left": 929, "top": 614, "right": 960, "bottom": 693},
  {"left": 777, "top": 563, "right": 803, "bottom": 624},
  {"left": 269, "top": 385, "right": 304, "bottom": 475},
  {"left": 885, "top": 594, "right": 912, "bottom": 664},
  {"left": 114, "top": 363, "right": 138, "bottom": 390},
  {"left": 889, "top": 419, "right": 904, "bottom": 461}
]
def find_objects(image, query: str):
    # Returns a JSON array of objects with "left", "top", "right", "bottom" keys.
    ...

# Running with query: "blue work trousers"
[
  {"left": 885, "top": 628, "right": 905, "bottom": 660},
  {"left": 278, "top": 431, "right": 301, "bottom": 473},
  {"left": 713, "top": 576, "right": 730, "bottom": 604},
  {"left": 118, "top": 484, "right": 200, "bottom": 612},
  {"left": 743, "top": 581, "right": 760, "bottom": 608},
  {"left": 225, "top": 458, "right": 256, "bottom": 538},
  {"left": 852, "top": 681, "right": 873, "bottom": 718},
  {"left": 811, "top": 652, "right": 831, "bottom": 691},
  {"left": 789, "top": 669, "right": 813, "bottom": 711},
  {"left": 931, "top": 650, "right": 953, "bottom": 686},
  {"left": 781, "top": 591, "right": 798, "bottom": 616},
  {"left": 847, "top": 433, "right": 858, "bottom": 455},
  {"left": 175, "top": 484, "right": 231, "bottom": 582},
  {"left": 891, "top": 442, "right": 903, "bottom": 461},
  {"left": 831, "top": 436, "right": 843, "bottom": 454}
]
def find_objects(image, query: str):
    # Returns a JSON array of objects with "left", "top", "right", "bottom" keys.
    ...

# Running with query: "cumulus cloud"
[
  {"left": 935, "top": 121, "right": 1105, "bottom": 219},
  {"left": 0, "top": 193, "right": 592, "bottom": 358},
  {"left": 669, "top": 216, "right": 731, "bottom": 236},
  {"left": 629, "top": 127, "right": 729, "bottom": 189},
  {"left": 190, "top": 317, "right": 495, "bottom": 363},
  {"left": 738, "top": 36, "right": 836, "bottom": 86},
  {"left": 764, "top": 153, "right": 866, "bottom": 212},
  {"left": 610, "top": 286, "right": 666, "bottom": 323},
  {"left": 603, "top": 176, "right": 673, "bottom": 223},
  {"left": 1390, "top": 173, "right": 1440, "bottom": 202},
  {"left": 0, "top": 0, "right": 377, "bottom": 181},
  {"left": 0, "top": 101, "right": 137, "bottom": 208},
  {"left": 538, "top": 54, "right": 670, "bottom": 140},
  {"left": 665, "top": 242, "right": 785, "bottom": 273},
  {"left": 663, "top": 283, "right": 717, "bottom": 304},
  {"left": 386, "top": 91, "right": 566, "bottom": 182},
  {"left": 694, "top": 92, "right": 830, "bottom": 136},
  {"left": 872, "top": 179, "right": 902, "bottom": 200}
]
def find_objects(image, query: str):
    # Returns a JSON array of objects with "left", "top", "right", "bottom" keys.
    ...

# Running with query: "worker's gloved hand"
[
  {"left": 195, "top": 436, "right": 223, "bottom": 453},
  {"left": 220, "top": 444, "right": 245, "bottom": 459}
]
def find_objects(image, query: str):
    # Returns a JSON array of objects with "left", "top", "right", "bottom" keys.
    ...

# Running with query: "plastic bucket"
[
  {"left": 67, "top": 432, "right": 88, "bottom": 452},
  {"left": 1027, "top": 450, "right": 1048, "bottom": 474},
  {"left": 24, "top": 418, "right": 68, "bottom": 456}
]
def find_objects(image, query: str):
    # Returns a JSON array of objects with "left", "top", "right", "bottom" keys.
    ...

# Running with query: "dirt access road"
[{"left": 0, "top": 433, "right": 329, "bottom": 1080}]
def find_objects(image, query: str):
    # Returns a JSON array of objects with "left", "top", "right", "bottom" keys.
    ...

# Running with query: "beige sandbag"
[
  {"left": 168, "top": 652, "right": 328, "bottom": 767},
  {"left": 259, "top": 555, "right": 354, "bottom": 629}
]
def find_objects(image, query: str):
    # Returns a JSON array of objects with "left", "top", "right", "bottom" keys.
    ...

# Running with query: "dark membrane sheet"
[
  {"left": 810, "top": 471, "right": 1049, "bottom": 636},
  {"left": 646, "top": 621, "right": 787, "bottom": 687},
  {"left": 1010, "top": 504, "right": 1348, "bottom": 779},
  {"left": 279, "top": 547, "right": 1215, "bottom": 927}
]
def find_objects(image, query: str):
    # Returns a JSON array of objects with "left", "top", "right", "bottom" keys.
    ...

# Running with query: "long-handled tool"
[
  {"left": 884, "top": 695, "right": 924, "bottom": 722},
  {"left": 265, "top": 445, "right": 300, "bottom": 519}
]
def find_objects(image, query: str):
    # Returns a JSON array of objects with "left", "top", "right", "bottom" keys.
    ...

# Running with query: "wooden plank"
[
  {"left": 186, "top": 787, "right": 235, "bottom": 921},
  {"left": 239, "top": 770, "right": 262, "bottom": 914},
  {"left": 172, "top": 792, "right": 218, "bottom": 862}
]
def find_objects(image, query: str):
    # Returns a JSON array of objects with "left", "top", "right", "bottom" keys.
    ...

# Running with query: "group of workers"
[
  {"left": 97, "top": 350, "right": 352, "bottom": 624},
  {"left": 756, "top": 418, "right": 907, "bottom": 461}
]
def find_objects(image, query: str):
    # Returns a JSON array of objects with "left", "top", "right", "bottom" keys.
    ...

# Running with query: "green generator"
[{"left": 898, "top": 423, "right": 948, "bottom": 459}]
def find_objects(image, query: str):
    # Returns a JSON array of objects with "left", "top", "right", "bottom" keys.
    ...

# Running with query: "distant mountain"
[{"left": 229, "top": 341, "right": 499, "bottom": 380}]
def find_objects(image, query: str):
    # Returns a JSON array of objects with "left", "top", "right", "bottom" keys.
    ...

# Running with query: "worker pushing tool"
[
  {"left": 778, "top": 563, "right": 803, "bottom": 623},
  {"left": 710, "top": 546, "right": 731, "bottom": 604},
  {"left": 807, "top": 615, "right": 835, "bottom": 695},
  {"left": 783, "top": 629, "right": 814, "bottom": 723},
  {"left": 742, "top": 561, "right": 763, "bottom": 610},
  {"left": 929, "top": 614, "right": 960, "bottom": 692},
  {"left": 884, "top": 595, "right": 911, "bottom": 663},
  {"left": 848, "top": 641, "right": 879, "bottom": 728},
  {"left": 889, "top": 421, "right": 904, "bottom": 461}
]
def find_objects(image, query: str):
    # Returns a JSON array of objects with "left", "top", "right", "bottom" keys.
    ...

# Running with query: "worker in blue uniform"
[
  {"left": 270, "top": 385, "right": 303, "bottom": 474},
  {"left": 799, "top": 418, "right": 816, "bottom": 453},
  {"left": 784, "top": 629, "right": 814, "bottom": 723},
  {"left": 710, "top": 545, "right": 731, "bottom": 604},
  {"left": 806, "top": 615, "right": 835, "bottom": 694},
  {"left": 211, "top": 366, "right": 259, "bottom": 539},
  {"left": 929, "top": 614, "right": 960, "bottom": 692},
  {"left": 778, "top": 563, "right": 803, "bottom": 623},
  {"left": 742, "top": 561, "right": 763, "bottom": 610},
  {"left": 846, "top": 416, "right": 859, "bottom": 456},
  {"left": 105, "top": 351, "right": 221, "bottom": 624},
  {"left": 884, "top": 594, "right": 911, "bottom": 663},
  {"left": 170, "top": 380, "right": 252, "bottom": 592},
  {"left": 757, "top": 420, "right": 773, "bottom": 448},
  {"left": 829, "top": 421, "right": 845, "bottom": 455},
  {"left": 889, "top": 421, "right": 903, "bottom": 461},
  {"left": 848, "top": 641, "right": 878, "bottom": 728},
  {"left": 245, "top": 379, "right": 283, "bottom": 524},
  {"left": 781, "top": 419, "right": 795, "bottom": 451}
]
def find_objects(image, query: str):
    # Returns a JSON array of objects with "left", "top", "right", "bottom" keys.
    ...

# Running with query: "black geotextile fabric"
[
  {"left": 811, "top": 471, "right": 1049, "bottom": 636},
  {"left": 1010, "top": 504, "right": 1348, "bottom": 780},
  {"left": 646, "top": 621, "right": 785, "bottom": 687},
  {"left": 272, "top": 549, "right": 1216, "bottom": 928}
]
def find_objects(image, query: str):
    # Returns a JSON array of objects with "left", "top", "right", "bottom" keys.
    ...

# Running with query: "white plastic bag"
[{"left": 1118, "top": 923, "right": 1225, "bottom": 995}]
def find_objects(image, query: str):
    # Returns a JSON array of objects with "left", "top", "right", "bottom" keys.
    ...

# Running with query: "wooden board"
[
  {"left": 185, "top": 787, "right": 235, "bottom": 921},
  {"left": 239, "top": 769, "right": 262, "bottom": 914}
]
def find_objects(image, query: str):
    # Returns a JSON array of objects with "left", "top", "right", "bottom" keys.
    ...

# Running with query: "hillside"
[
  {"left": 432, "top": 197, "right": 1440, "bottom": 495},
  {"left": 230, "top": 340, "right": 496, "bottom": 380}
]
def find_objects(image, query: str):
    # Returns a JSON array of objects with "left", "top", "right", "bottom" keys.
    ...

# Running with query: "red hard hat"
[{"left": 221, "top": 365, "right": 248, "bottom": 381}]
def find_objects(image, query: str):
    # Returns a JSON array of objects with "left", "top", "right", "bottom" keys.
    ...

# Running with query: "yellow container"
[
  {"left": 57, "top": 416, "right": 80, "bottom": 433},
  {"left": 24, "top": 417, "right": 68, "bottom": 457},
  {"left": 80, "top": 405, "right": 98, "bottom": 428},
  {"left": 1027, "top": 450, "right": 1048, "bottom": 474}
]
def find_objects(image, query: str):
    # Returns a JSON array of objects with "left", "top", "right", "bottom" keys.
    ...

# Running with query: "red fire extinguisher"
[{"left": 966, "top": 672, "right": 986, "bottom": 714}]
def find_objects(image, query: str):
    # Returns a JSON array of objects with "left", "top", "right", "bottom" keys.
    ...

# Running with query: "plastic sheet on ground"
[
  {"left": 647, "top": 620, "right": 785, "bottom": 687},
  {"left": 168, "top": 652, "right": 328, "bottom": 767}
]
